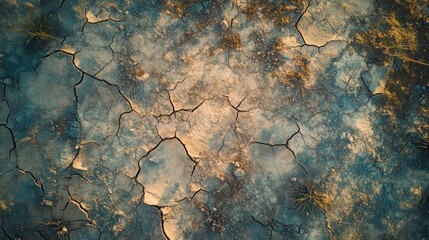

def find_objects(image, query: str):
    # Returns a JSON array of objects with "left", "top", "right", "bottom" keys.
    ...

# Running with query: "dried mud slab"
[{"left": 0, "top": 0, "right": 428, "bottom": 239}]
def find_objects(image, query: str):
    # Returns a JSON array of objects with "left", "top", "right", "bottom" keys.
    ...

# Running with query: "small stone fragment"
[
  {"left": 41, "top": 199, "right": 54, "bottom": 207},
  {"left": 290, "top": 177, "right": 297, "bottom": 183},
  {"left": 221, "top": 19, "right": 229, "bottom": 30},
  {"left": 234, "top": 168, "right": 245, "bottom": 180}
]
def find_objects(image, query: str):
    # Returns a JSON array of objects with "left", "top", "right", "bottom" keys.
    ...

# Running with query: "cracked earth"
[{"left": 0, "top": 0, "right": 429, "bottom": 239}]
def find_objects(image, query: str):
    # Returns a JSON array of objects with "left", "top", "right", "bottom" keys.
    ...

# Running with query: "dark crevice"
[
  {"left": 2, "top": 124, "right": 17, "bottom": 162},
  {"left": 167, "top": 77, "right": 187, "bottom": 91},
  {"left": 295, "top": 0, "right": 346, "bottom": 50},
  {"left": 16, "top": 167, "right": 45, "bottom": 194},
  {"left": 63, "top": 141, "right": 99, "bottom": 172},
  {"left": 173, "top": 135, "right": 199, "bottom": 177},
  {"left": 223, "top": 95, "right": 252, "bottom": 144},
  {"left": 43, "top": 49, "right": 135, "bottom": 130},
  {"left": 250, "top": 122, "right": 308, "bottom": 174},
  {"left": 360, "top": 74, "right": 382, "bottom": 104},
  {"left": 62, "top": 153, "right": 77, "bottom": 172},
  {"left": 251, "top": 215, "right": 274, "bottom": 239},
  {"left": 94, "top": 32, "right": 118, "bottom": 77},
  {"left": 149, "top": 205, "right": 170, "bottom": 240},
  {"left": 295, "top": 0, "right": 311, "bottom": 45},
  {"left": 1, "top": 217, "right": 12, "bottom": 240},
  {"left": 251, "top": 215, "right": 268, "bottom": 227},
  {"left": 60, "top": 0, "right": 67, "bottom": 8},
  {"left": 65, "top": 182, "right": 90, "bottom": 219},
  {"left": 325, "top": 219, "right": 336, "bottom": 240},
  {"left": 73, "top": 72, "right": 84, "bottom": 125},
  {"left": 189, "top": 188, "right": 208, "bottom": 201},
  {"left": 133, "top": 133, "right": 197, "bottom": 180},
  {"left": 154, "top": 99, "right": 206, "bottom": 119},
  {"left": 288, "top": 122, "right": 308, "bottom": 174},
  {"left": 115, "top": 109, "right": 136, "bottom": 137}
]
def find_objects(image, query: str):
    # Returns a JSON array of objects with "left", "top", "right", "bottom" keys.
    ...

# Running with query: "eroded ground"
[{"left": 0, "top": 0, "right": 429, "bottom": 239}]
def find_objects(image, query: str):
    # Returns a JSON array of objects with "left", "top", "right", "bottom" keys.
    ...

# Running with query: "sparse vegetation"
[
  {"left": 14, "top": 9, "right": 57, "bottom": 46},
  {"left": 164, "top": 0, "right": 189, "bottom": 18},
  {"left": 413, "top": 129, "right": 429, "bottom": 160},
  {"left": 292, "top": 180, "right": 329, "bottom": 214},
  {"left": 240, "top": 0, "right": 305, "bottom": 27},
  {"left": 220, "top": 31, "right": 242, "bottom": 51},
  {"left": 261, "top": 2, "right": 297, "bottom": 26},
  {"left": 272, "top": 54, "right": 310, "bottom": 88},
  {"left": 355, "top": 13, "right": 429, "bottom": 67},
  {"left": 414, "top": 132, "right": 429, "bottom": 149},
  {"left": 354, "top": 8, "right": 429, "bottom": 119},
  {"left": 250, "top": 31, "right": 286, "bottom": 71}
]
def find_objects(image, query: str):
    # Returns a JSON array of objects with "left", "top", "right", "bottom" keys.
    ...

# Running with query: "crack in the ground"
[
  {"left": 288, "top": 122, "right": 308, "bottom": 174},
  {"left": 65, "top": 174, "right": 91, "bottom": 220},
  {"left": 1, "top": 75, "right": 47, "bottom": 197},
  {"left": 250, "top": 122, "right": 308, "bottom": 174},
  {"left": 295, "top": 0, "right": 311, "bottom": 46},
  {"left": 154, "top": 98, "right": 206, "bottom": 120},
  {"left": 223, "top": 95, "right": 251, "bottom": 142},
  {"left": 325, "top": 218, "right": 336, "bottom": 240},
  {"left": 174, "top": 135, "right": 199, "bottom": 176},
  {"left": 128, "top": 131, "right": 200, "bottom": 237},
  {"left": 251, "top": 214, "right": 275, "bottom": 240},
  {"left": 0, "top": 227, "right": 12, "bottom": 240},
  {"left": 295, "top": 0, "right": 347, "bottom": 50},
  {"left": 16, "top": 166, "right": 45, "bottom": 194},
  {"left": 150, "top": 77, "right": 191, "bottom": 120},
  {"left": 135, "top": 204, "right": 171, "bottom": 240},
  {"left": 94, "top": 38, "right": 116, "bottom": 77},
  {"left": 297, "top": 124, "right": 317, "bottom": 150},
  {"left": 133, "top": 132, "right": 199, "bottom": 180},
  {"left": 0, "top": 85, "right": 16, "bottom": 163},
  {"left": 1, "top": 217, "right": 12, "bottom": 240},
  {"left": 158, "top": 206, "right": 170, "bottom": 240},
  {"left": 63, "top": 141, "right": 99, "bottom": 172},
  {"left": 81, "top": 9, "right": 125, "bottom": 32},
  {"left": 1, "top": 124, "right": 16, "bottom": 165},
  {"left": 360, "top": 74, "right": 381, "bottom": 104},
  {"left": 73, "top": 73, "right": 84, "bottom": 125},
  {"left": 118, "top": 170, "right": 146, "bottom": 208},
  {"left": 167, "top": 77, "right": 187, "bottom": 92},
  {"left": 60, "top": 0, "right": 67, "bottom": 8},
  {"left": 251, "top": 215, "right": 269, "bottom": 227},
  {"left": 43, "top": 50, "right": 135, "bottom": 139},
  {"left": 114, "top": 109, "right": 137, "bottom": 137},
  {"left": 226, "top": 10, "right": 240, "bottom": 69}
]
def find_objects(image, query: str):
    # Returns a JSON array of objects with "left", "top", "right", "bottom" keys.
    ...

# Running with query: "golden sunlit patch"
[
  {"left": 356, "top": 12, "right": 428, "bottom": 67},
  {"left": 220, "top": 31, "right": 242, "bottom": 51}
]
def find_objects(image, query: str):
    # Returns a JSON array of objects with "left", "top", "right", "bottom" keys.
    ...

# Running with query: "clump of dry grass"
[
  {"left": 413, "top": 128, "right": 429, "bottom": 161},
  {"left": 355, "top": 13, "right": 429, "bottom": 67},
  {"left": 292, "top": 180, "right": 330, "bottom": 214},
  {"left": 14, "top": 10, "right": 57, "bottom": 46},
  {"left": 220, "top": 31, "right": 242, "bottom": 51}
]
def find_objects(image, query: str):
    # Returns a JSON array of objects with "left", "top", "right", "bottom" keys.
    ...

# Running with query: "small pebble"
[
  {"left": 290, "top": 177, "right": 297, "bottom": 183},
  {"left": 41, "top": 199, "right": 53, "bottom": 207},
  {"left": 234, "top": 168, "right": 245, "bottom": 180},
  {"left": 221, "top": 19, "right": 229, "bottom": 30}
]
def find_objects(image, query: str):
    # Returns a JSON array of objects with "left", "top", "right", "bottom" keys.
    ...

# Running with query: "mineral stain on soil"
[{"left": 0, "top": 0, "right": 428, "bottom": 239}]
